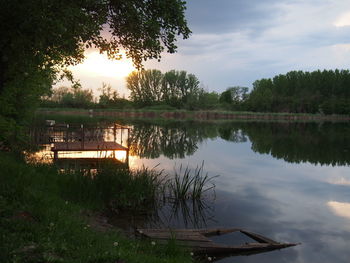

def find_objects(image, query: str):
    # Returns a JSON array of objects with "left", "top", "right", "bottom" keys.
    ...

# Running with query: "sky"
[{"left": 57, "top": 0, "right": 350, "bottom": 97}]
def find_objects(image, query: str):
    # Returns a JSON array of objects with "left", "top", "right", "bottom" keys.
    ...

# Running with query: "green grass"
[
  {"left": 64, "top": 162, "right": 166, "bottom": 213},
  {"left": 0, "top": 153, "right": 192, "bottom": 263}
]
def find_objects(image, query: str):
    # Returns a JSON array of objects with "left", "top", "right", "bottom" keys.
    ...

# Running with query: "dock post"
[
  {"left": 126, "top": 149, "right": 129, "bottom": 167},
  {"left": 113, "top": 124, "right": 116, "bottom": 143},
  {"left": 127, "top": 128, "right": 130, "bottom": 149},
  {"left": 81, "top": 124, "right": 84, "bottom": 150},
  {"left": 66, "top": 124, "right": 69, "bottom": 149}
]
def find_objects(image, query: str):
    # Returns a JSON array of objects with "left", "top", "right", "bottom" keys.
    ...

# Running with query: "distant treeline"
[
  {"left": 247, "top": 69, "right": 350, "bottom": 114},
  {"left": 41, "top": 69, "right": 350, "bottom": 115}
]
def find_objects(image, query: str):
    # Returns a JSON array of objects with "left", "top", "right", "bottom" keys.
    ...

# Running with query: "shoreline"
[{"left": 37, "top": 108, "right": 350, "bottom": 122}]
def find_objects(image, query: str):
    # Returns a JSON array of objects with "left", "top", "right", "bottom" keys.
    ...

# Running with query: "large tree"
[
  {"left": 126, "top": 69, "right": 201, "bottom": 108},
  {"left": 0, "top": 0, "right": 191, "bottom": 149}
]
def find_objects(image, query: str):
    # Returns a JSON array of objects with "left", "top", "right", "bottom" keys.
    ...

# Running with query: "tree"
[
  {"left": 127, "top": 69, "right": 163, "bottom": 106},
  {"left": 198, "top": 91, "right": 220, "bottom": 109},
  {"left": 219, "top": 86, "right": 249, "bottom": 110},
  {"left": 42, "top": 85, "right": 94, "bottom": 108},
  {"left": 184, "top": 73, "right": 201, "bottom": 109},
  {"left": 247, "top": 70, "right": 350, "bottom": 114},
  {"left": 162, "top": 70, "right": 181, "bottom": 106},
  {"left": 126, "top": 69, "right": 201, "bottom": 108},
  {"left": 0, "top": 0, "right": 191, "bottom": 149},
  {"left": 99, "top": 83, "right": 119, "bottom": 107}
]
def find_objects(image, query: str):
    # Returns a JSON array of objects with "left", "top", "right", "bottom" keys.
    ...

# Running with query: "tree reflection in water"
[
  {"left": 129, "top": 120, "right": 247, "bottom": 159},
  {"left": 128, "top": 120, "right": 350, "bottom": 166}
]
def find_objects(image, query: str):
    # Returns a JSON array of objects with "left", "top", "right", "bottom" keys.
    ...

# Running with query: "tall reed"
[{"left": 167, "top": 162, "right": 218, "bottom": 201}]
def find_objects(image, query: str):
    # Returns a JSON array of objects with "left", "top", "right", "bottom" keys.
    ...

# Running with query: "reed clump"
[
  {"left": 167, "top": 162, "right": 218, "bottom": 201},
  {"left": 59, "top": 160, "right": 166, "bottom": 214}
]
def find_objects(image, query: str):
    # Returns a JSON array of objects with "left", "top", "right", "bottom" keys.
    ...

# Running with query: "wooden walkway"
[
  {"left": 136, "top": 228, "right": 298, "bottom": 257},
  {"left": 51, "top": 141, "right": 129, "bottom": 162},
  {"left": 52, "top": 141, "right": 128, "bottom": 152}
]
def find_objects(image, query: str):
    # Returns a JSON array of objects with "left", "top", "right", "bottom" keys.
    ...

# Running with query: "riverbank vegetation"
[
  {"left": 248, "top": 69, "right": 350, "bottom": 114},
  {"left": 39, "top": 69, "right": 350, "bottom": 117},
  {"left": 1, "top": 153, "right": 193, "bottom": 263},
  {"left": 0, "top": 1, "right": 197, "bottom": 261}
]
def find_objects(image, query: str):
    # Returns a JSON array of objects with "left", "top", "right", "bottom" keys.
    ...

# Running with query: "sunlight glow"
[
  {"left": 25, "top": 145, "right": 54, "bottom": 164},
  {"left": 327, "top": 201, "right": 350, "bottom": 219},
  {"left": 57, "top": 150, "right": 127, "bottom": 162},
  {"left": 334, "top": 12, "right": 350, "bottom": 27},
  {"left": 114, "top": 150, "right": 127, "bottom": 162},
  {"left": 72, "top": 51, "right": 135, "bottom": 78}
]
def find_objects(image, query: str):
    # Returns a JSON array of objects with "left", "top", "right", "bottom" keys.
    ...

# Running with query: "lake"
[{"left": 33, "top": 120, "right": 350, "bottom": 263}]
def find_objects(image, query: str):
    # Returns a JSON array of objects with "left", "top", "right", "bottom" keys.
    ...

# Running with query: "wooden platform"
[
  {"left": 136, "top": 228, "right": 299, "bottom": 258},
  {"left": 52, "top": 141, "right": 128, "bottom": 152}
]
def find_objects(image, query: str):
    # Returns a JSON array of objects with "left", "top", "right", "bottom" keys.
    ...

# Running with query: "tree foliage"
[
  {"left": 219, "top": 86, "right": 249, "bottom": 110},
  {"left": 41, "top": 85, "right": 94, "bottom": 108},
  {"left": 127, "top": 69, "right": 202, "bottom": 109},
  {"left": 98, "top": 83, "right": 131, "bottom": 109},
  {"left": 247, "top": 70, "right": 350, "bottom": 114},
  {"left": 0, "top": 0, "right": 191, "bottom": 149}
]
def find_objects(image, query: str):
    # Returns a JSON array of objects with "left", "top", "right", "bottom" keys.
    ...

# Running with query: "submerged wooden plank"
[
  {"left": 192, "top": 242, "right": 298, "bottom": 256},
  {"left": 199, "top": 228, "right": 241, "bottom": 237},
  {"left": 137, "top": 229, "right": 211, "bottom": 242},
  {"left": 240, "top": 230, "right": 279, "bottom": 244},
  {"left": 136, "top": 228, "right": 299, "bottom": 257},
  {"left": 152, "top": 239, "right": 298, "bottom": 255}
]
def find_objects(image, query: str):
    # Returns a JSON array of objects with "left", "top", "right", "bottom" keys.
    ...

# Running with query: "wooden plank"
[
  {"left": 137, "top": 229, "right": 211, "bottom": 242},
  {"left": 136, "top": 228, "right": 299, "bottom": 257},
  {"left": 240, "top": 230, "right": 279, "bottom": 244},
  {"left": 191, "top": 242, "right": 298, "bottom": 256},
  {"left": 199, "top": 228, "right": 241, "bottom": 237},
  {"left": 52, "top": 141, "right": 127, "bottom": 151},
  {"left": 153, "top": 239, "right": 297, "bottom": 255}
]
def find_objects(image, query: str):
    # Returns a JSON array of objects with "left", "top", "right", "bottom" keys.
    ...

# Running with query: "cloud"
[
  {"left": 334, "top": 11, "right": 350, "bottom": 27},
  {"left": 185, "top": 0, "right": 282, "bottom": 35},
  {"left": 328, "top": 201, "right": 350, "bottom": 219},
  {"left": 69, "top": 0, "right": 350, "bottom": 94},
  {"left": 170, "top": 1, "right": 350, "bottom": 90}
]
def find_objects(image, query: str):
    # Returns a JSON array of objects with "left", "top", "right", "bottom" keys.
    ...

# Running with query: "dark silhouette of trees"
[
  {"left": 0, "top": 0, "right": 191, "bottom": 149},
  {"left": 247, "top": 70, "right": 350, "bottom": 114}
]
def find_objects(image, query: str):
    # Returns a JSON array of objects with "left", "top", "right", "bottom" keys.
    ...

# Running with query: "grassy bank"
[
  {"left": 0, "top": 153, "right": 192, "bottom": 263},
  {"left": 36, "top": 107, "right": 350, "bottom": 122}
]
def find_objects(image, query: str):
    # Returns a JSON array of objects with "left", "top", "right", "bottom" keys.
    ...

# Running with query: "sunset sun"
[{"left": 73, "top": 51, "right": 135, "bottom": 79}]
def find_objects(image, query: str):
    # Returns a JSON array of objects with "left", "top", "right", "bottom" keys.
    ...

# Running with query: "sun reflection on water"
[{"left": 27, "top": 146, "right": 128, "bottom": 163}]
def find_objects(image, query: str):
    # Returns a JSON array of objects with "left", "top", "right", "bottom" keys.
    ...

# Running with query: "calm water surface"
[
  {"left": 125, "top": 120, "right": 350, "bottom": 263},
  {"left": 33, "top": 120, "right": 350, "bottom": 262}
]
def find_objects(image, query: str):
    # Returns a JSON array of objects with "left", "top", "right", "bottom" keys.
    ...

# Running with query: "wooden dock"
[
  {"left": 46, "top": 123, "right": 130, "bottom": 163},
  {"left": 136, "top": 228, "right": 298, "bottom": 258},
  {"left": 52, "top": 141, "right": 128, "bottom": 152}
]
